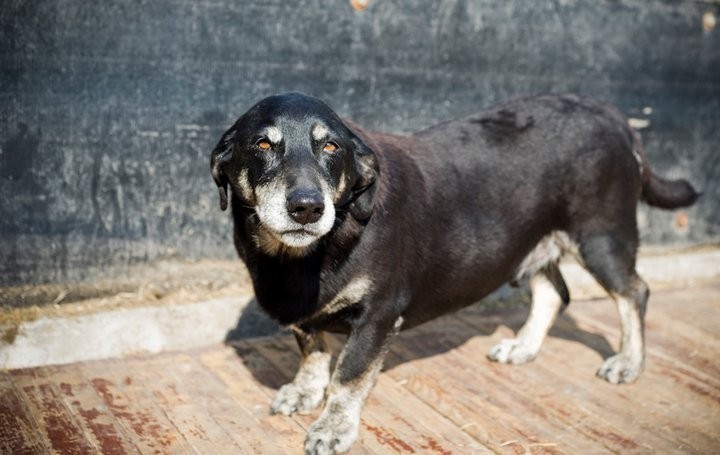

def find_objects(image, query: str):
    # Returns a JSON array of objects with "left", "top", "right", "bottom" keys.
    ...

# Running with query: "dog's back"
[{"left": 377, "top": 94, "right": 645, "bottom": 325}]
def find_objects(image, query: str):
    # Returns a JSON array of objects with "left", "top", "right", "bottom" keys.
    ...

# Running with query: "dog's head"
[{"left": 210, "top": 92, "right": 378, "bottom": 256}]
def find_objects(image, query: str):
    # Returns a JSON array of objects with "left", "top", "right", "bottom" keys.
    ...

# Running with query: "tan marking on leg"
[
  {"left": 488, "top": 272, "right": 563, "bottom": 364},
  {"left": 271, "top": 350, "right": 331, "bottom": 415},
  {"left": 597, "top": 291, "right": 646, "bottom": 384},
  {"left": 318, "top": 276, "right": 373, "bottom": 317},
  {"left": 305, "top": 315, "right": 402, "bottom": 453}
]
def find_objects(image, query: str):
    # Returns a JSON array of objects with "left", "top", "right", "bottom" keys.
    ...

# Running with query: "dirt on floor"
[{"left": 0, "top": 259, "right": 254, "bottom": 325}]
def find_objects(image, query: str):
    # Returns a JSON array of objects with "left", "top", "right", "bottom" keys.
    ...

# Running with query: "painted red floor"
[{"left": 2, "top": 282, "right": 719, "bottom": 454}]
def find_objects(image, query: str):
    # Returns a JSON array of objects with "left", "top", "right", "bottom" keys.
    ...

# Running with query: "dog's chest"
[
  {"left": 250, "top": 255, "right": 372, "bottom": 329},
  {"left": 251, "top": 256, "right": 324, "bottom": 325}
]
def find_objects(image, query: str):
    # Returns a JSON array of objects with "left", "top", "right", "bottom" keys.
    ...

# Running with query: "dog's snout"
[{"left": 287, "top": 189, "right": 325, "bottom": 225}]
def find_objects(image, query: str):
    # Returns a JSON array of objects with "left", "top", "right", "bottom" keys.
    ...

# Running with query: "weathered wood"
[
  {"left": 198, "top": 345, "right": 311, "bottom": 454},
  {"left": 0, "top": 374, "right": 51, "bottom": 455},
  {"left": 28, "top": 363, "right": 138, "bottom": 454},
  {"left": 461, "top": 315, "right": 675, "bottom": 453},
  {"left": 387, "top": 317, "right": 600, "bottom": 454},
  {"left": 272, "top": 334, "right": 493, "bottom": 454},
  {"left": 1, "top": 283, "right": 718, "bottom": 454},
  {"left": 128, "top": 353, "right": 242, "bottom": 454},
  {"left": 77, "top": 359, "right": 196, "bottom": 454},
  {"left": 10, "top": 366, "right": 99, "bottom": 454}
]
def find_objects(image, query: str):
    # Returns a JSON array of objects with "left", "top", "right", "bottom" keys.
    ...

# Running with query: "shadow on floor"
[
  {"left": 224, "top": 297, "right": 280, "bottom": 340},
  {"left": 225, "top": 296, "right": 617, "bottom": 390}
]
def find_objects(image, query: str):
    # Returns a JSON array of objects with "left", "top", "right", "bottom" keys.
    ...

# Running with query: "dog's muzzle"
[{"left": 255, "top": 181, "right": 336, "bottom": 249}]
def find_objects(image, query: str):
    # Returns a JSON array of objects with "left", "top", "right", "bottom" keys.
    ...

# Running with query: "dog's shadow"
[{"left": 225, "top": 292, "right": 616, "bottom": 390}]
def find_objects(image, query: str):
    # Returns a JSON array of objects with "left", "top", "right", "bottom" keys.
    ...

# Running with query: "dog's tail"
[
  {"left": 632, "top": 130, "right": 700, "bottom": 209},
  {"left": 642, "top": 173, "right": 699, "bottom": 209}
]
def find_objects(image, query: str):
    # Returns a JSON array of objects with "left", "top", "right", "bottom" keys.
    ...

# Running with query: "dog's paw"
[
  {"left": 271, "top": 382, "right": 325, "bottom": 416},
  {"left": 487, "top": 338, "right": 538, "bottom": 364},
  {"left": 596, "top": 354, "right": 643, "bottom": 384},
  {"left": 304, "top": 411, "right": 358, "bottom": 455}
]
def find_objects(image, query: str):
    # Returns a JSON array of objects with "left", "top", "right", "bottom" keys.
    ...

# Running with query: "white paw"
[
  {"left": 271, "top": 382, "right": 325, "bottom": 416},
  {"left": 487, "top": 338, "right": 538, "bottom": 364},
  {"left": 597, "top": 354, "right": 643, "bottom": 384},
  {"left": 304, "top": 409, "right": 359, "bottom": 455}
]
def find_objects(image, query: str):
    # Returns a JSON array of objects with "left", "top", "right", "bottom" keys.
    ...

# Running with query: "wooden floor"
[{"left": 2, "top": 282, "right": 719, "bottom": 454}]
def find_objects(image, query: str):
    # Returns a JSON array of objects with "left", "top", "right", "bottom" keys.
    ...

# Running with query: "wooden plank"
[
  {"left": 565, "top": 298, "right": 720, "bottom": 396},
  {"left": 487, "top": 316, "right": 692, "bottom": 453},
  {"left": 397, "top": 309, "right": 686, "bottom": 454},
  {"left": 248, "top": 336, "right": 382, "bottom": 454},
  {"left": 77, "top": 358, "right": 196, "bottom": 454},
  {"left": 274, "top": 334, "right": 494, "bottom": 454},
  {"left": 568, "top": 295, "right": 720, "bottom": 382},
  {"left": 644, "top": 283, "right": 720, "bottom": 338},
  {"left": 187, "top": 347, "right": 308, "bottom": 455},
  {"left": 198, "top": 344, "right": 311, "bottom": 454},
  {"left": 385, "top": 354, "right": 524, "bottom": 453},
  {"left": 367, "top": 371, "right": 495, "bottom": 454},
  {"left": 253, "top": 333, "right": 477, "bottom": 454},
  {"left": 386, "top": 351, "right": 575, "bottom": 455},
  {"left": 0, "top": 373, "right": 51, "bottom": 455},
  {"left": 556, "top": 305, "right": 720, "bottom": 452},
  {"left": 387, "top": 319, "right": 593, "bottom": 455},
  {"left": 10, "top": 366, "right": 99, "bottom": 454},
  {"left": 538, "top": 320, "right": 718, "bottom": 454},
  {"left": 460, "top": 286, "right": 720, "bottom": 454},
  {"left": 32, "top": 362, "right": 138, "bottom": 454},
  {"left": 127, "top": 353, "right": 242, "bottom": 455},
  {"left": 259, "top": 333, "right": 488, "bottom": 455},
  {"left": 0, "top": 282, "right": 717, "bottom": 455}
]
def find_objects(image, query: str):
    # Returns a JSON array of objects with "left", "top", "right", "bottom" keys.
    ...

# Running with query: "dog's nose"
[{"left": 286, "top": 189, "right": 325, "bottom": 225}]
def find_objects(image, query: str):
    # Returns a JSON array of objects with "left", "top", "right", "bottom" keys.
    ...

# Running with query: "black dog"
[{"left": 210, "top": 92, "right": 698, "bottom": 454}]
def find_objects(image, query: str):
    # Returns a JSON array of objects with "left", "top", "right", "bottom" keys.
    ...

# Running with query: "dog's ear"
[
  {"left": 349, "top": 133, "right": 379, "bottom": 221},
  {"left": 210, "top": 128, "right": 235, "bottom": 211}
]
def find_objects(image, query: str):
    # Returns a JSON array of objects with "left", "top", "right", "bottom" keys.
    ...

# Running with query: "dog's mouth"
[
  {"left": 255, "top": 224, "right": 325, "bottom": 254},
  {"left": 279, "top": 228, "right": 320, "bottom": 240},
  {"left": 252, "top": 181, "right": 337, "bottom": 253}
]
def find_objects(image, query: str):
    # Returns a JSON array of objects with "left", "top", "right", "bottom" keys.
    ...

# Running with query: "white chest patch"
[{"left": 321, "top": 276, "right": 373, "bottom": 317}]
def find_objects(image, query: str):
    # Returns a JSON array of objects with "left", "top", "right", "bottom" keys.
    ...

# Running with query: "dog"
[{"left": 210, "top": 92, "right": 698, "bottom": 454}]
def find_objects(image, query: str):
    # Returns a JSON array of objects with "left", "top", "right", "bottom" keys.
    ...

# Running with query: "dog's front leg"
[
  {"left": 304, "top": 315, "right": 403, "bottom": 455},
  {"left": 271, "top": 327, "right": 331, "bottom": 415}
]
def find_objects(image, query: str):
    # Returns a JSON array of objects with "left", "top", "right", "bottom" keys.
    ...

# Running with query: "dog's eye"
[
  {"left": 256, "top": 139, "right": 272, "bottom": 151},
  {"left": 323, "top": 142, "right": 339, "bottom": 153}
]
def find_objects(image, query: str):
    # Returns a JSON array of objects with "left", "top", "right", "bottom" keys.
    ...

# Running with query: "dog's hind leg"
[
  {"left": 271, "top": 328, "right": 331, "bottom": 415},
  {"left": 488, "top": 263, "right": 569, "bottom": 364},
  {"left": 596, "top": 280, "right": 648, "bottom": 383},
  {"left": 578, "top": 233, "right": 649, "bottom": 384}
]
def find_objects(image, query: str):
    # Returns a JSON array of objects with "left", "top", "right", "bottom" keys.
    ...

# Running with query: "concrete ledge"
[
  {"left": 559, "top": 247, "right": 720, "bottom": 299},
  {"left": 2, "top": 248, "right": 718, "bottom": 370},
  {"left": 1, "top": 296, "right": 253, "bottom": 369}
]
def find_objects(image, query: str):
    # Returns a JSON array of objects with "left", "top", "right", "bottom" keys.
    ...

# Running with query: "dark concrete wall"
[{"left": 1, "top": 0, "right": 718, "bottom": 287}]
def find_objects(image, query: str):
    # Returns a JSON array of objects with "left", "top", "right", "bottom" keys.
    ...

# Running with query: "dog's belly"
[
  {"left": 396, "top": 232, "right": 537, "bottom": 329},
  {"left": 381, "top": 194, "right": 562, "bottom": 330},
  {"left": 399, "top": 261, "right": 515, "bottom": 329}
]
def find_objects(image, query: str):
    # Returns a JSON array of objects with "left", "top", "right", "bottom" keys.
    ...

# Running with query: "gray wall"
[{"left": 1, "top": 0, "right": 719, "bottom": 287}]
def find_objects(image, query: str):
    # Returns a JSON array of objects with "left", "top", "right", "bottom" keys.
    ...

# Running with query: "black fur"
[
  {"left": 210, "top": 92, "right": 698, "bottom": 453},
  {"left": 209, "top": 89, "right": 700, "bottom": 346}
]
